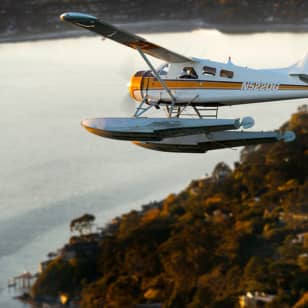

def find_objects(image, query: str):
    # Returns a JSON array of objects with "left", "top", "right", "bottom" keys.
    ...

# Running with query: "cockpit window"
[
  {"left": 158, "top": 63, "right": 170, "bottom": 76},
  {"left": 134, "top": 70, "right": 146, "bottom": 77},
  {"left": 220, "top": 69, "right": 234, "bottom": 79},
  {"left": 179, "top": 67, "right": 198, "bottom": 79},
  {"left": 144, "top": 71, "right": 154, "bottom": 77},
  {"left": 203, "top": 66, "right": 216, "bottom": 76}
]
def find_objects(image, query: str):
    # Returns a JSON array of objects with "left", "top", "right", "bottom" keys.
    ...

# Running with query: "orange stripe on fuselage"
[
  {"left": 146, "top": 78, "right": 243, "bottom": 90},
  {"left": 145, "top": 78, "right": 308, "bottom": 91},
  {"left": 130, "top": 76, "right": 308, "bottom": 97},
  {"left": 279, "top": 84, "right": 308, "bottom": 90}
]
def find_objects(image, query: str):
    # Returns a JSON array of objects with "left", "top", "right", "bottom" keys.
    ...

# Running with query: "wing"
[{"left": 60, "top": 12, "right": 191, "bottom": 63}]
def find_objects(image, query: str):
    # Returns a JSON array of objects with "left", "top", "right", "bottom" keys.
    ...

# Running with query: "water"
[{"left": 0, "top": 29, "right": 307, "bottom": 307}]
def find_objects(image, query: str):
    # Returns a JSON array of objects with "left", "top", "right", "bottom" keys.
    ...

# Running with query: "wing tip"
[{"left": 60, "top": 12, "right": 97, "bottom": 24}]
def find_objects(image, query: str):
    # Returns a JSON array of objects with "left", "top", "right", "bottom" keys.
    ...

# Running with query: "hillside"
[
  {"left": 30, "top": 106, "right": 308, "bottom": 307},
  {"left": 2, "top": 0, "right": 308, "bottom": 42}
]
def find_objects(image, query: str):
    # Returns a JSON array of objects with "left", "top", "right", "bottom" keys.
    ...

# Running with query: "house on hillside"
[
  {"left": 39, "top": 260, "right": 53, "bottom": 274},
  {"left": 292, "top": 232, "right": 308, "bottom": 245},
  {"left": 239, "top": 292, "right": 275, "bottom": 308}
]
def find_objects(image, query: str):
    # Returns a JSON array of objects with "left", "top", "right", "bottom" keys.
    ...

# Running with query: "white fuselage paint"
[{"left": 132, "top": 58, "right": 308, "bottom": 105}]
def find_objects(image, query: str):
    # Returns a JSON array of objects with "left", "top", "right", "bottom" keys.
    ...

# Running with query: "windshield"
[{"left": 157, "top": 63, "right": 170, "bottom": 76}]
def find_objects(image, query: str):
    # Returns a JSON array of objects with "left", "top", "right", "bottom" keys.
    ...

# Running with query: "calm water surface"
[{"left": 0, "top": 30, "right": 307, "bottom": 307}]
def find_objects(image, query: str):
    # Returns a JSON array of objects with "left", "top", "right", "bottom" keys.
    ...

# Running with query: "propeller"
[
  {"left": 120, "top": 91, "right": 136, "bottom": 116},
  {"left": 116, "top": 56, "right": 139, "bottom": 116}
]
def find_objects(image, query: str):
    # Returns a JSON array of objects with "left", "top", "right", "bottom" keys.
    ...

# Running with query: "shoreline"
[{"left": 1, "top": 20, "right": 308, "bottom": 44}]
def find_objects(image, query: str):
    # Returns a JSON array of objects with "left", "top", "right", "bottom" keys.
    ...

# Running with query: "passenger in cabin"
[{"left": 180, "top": 67, "right": 198, "bottom": 79}]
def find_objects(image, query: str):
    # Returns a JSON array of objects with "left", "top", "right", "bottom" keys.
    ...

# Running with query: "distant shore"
[
  {"left": 2, "top": 20, "right": 308, "bottom": 44},
  {"left": 3, "top": 0, "right": 308, "bottom": 44}
]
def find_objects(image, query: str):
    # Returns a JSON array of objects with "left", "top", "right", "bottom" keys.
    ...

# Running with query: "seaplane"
[{"left": 60, "top": 12, "right": 307, "bottom": 153}]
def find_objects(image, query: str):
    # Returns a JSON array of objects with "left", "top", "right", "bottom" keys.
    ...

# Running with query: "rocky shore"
[{"left": 2, "top": 0, "right": 308, "bottom": 43}]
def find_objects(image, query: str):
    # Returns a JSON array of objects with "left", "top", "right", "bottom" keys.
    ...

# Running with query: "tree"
[
  {"left": 212, "top": 162, "right": 232, "bottom": 182},
  {"left": 70, "top": 213, "right": 95, "bottom": 236},
  {"left": 293, "top": 292, "right": 308, "bottom": 308}
]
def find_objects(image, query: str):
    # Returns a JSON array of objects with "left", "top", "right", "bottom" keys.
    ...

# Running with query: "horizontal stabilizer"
[
  {"left": 60, "top": 12, "right": 191, "bottom": 63},
  {"left": 289, "top": 73, "right": 308, "bottom": 83}
]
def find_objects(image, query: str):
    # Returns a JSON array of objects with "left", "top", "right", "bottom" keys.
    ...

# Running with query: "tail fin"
[
  {"left": 289, "top": 53, "right": 308, "bottom": 74},
  {"left": 289, "top": 53, "right": 308, "bottom": 82}
]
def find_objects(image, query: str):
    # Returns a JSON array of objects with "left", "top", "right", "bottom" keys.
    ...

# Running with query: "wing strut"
[{"left": 136, "top": 48, "right": 176, "bottom": 117}]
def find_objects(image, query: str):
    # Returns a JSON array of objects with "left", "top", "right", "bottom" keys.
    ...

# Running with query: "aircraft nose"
[{"left": 129, "top": 72, "right": 145, "bottom": 101}]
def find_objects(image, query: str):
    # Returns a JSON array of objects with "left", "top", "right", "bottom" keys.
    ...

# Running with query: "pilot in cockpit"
[{"left": 180, "top": 67, "right": 198, "bottom": 79}]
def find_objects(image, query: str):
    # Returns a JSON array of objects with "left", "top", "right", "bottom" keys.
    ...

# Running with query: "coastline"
[
  {"left": 26, "top": 108, "right": 308, "bottom": 307},
  {"left": 2, "top": 20, "right": 308, "bottom": 44}
]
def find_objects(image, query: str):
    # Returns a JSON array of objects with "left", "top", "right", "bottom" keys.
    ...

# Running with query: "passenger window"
[
  {"left": 203, "top": 66, "right": 216, "bottom": 76},
  {"left": 179, "top": 67, "right": 198, "bottom": 79},
  {"left": 220, "top": 69, "right": 234, "bottom": 79}
]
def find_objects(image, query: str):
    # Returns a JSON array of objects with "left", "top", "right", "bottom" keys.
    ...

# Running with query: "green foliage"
[
  {"left": 70, "top": 213, "right": 95, "bottom": 236},
  {"left": 293, "top": 292, "right": 308, "bottom": 308},
  {"left": 32, "top": 256, "right": 99, "bottom": 301},
  {"left": 31, "top": 259, "right": 75, "bottom": 299}
]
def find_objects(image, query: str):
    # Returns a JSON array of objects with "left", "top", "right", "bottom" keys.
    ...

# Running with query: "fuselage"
[{"left": 129, "top": 58, "right": 308, "bottom": 106}]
